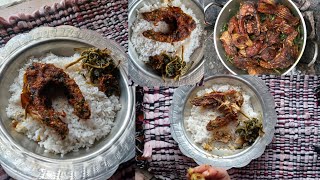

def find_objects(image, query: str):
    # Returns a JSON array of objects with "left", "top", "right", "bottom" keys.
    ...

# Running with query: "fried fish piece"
[
  {"left": 206, "top": 113, "right": 238, "bottom": 131},
  {"left": 190, "top": 90, "right": 243, "bottom": 110},
  {"left": 191, "top": 90, "right": 244, "bottom": 133},
  {"left": 259, "top": 45, "right": 295, "bottom": 69},
  {"left": 142, "top": 6, "right": 196, "bottom": 43},
  {"left": 239, "top": 1, "right": 261, "bottom": 36},
  {"left": 21, "top": 63, "right": 91, "bottom": 138}
]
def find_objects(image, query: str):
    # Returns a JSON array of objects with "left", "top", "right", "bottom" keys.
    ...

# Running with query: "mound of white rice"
[
  {"left": 185, "top": 84, "right": 259, "bottom": 149},
  {"left": 131, "top": 0, "right": 202, "bottom": 63},
  {"left": 6, "top": 53, "right": 121, "bottom": 155}
]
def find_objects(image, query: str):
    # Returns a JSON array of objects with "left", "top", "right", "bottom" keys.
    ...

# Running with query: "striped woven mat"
[
  {"left": 136, "top": 76, "right": 320, "bottom": 180},
  {"left": 0, "top": 0, "right": 133, "bottom": 179},
  {"left": 0, "top": 0, "right": 128, "bottom": 49}
]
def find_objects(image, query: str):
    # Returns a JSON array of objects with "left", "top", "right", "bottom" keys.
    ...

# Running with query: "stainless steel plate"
[
  {"left": 128, "top": 0, "right": 205, "bottom": 86},
  {"left": 170, "top": 75, "right": 277, "bottom": 169},
  {"left": 0, "top": 26, "right": 135, "bottom": 179}
]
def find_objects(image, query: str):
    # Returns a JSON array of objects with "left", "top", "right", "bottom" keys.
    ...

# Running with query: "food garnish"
[
  {"left": 146, "top": 46, "right": 192, "bottom": 81},
  {"left": 142, "top": 6, "right": 196, "bottom": 43},
  {"left": 66, "top": 48, "right": 120, "bottom": 97},
  {"left": 21, "top": 63, "right": 91, "bottom": 139},
  {"left": 220, "top": 0, "right": 301, "bottom": 74},
  {"left": 236, "top": 117, "right": 264, "bottom": 147}
]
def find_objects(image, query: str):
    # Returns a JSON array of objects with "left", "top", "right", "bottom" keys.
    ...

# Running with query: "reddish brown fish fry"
[
  {"left": 142, "top": 6, "right": 196, "bottom": 43},
  {"left": 206, "top": 113, "right": 238, "bottom": 131},
  {"left": 191, "top": 90, "right": 244, "bottom": 131},
  {"left": 191, "top": 90, "right": 243, "bottom": 108},
  {"left": 239, "top": 1, "right": 261, "bottom": 36},
  {"left": 21, "top": 63, "right": 91, "bottom": 139}
]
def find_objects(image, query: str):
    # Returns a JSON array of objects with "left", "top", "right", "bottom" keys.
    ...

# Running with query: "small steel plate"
[
  {"left": 0, "top": 26, "right": 135, "bottom": 179},
  {"left": 128, "top": 0, "right": 205, "bottom": 86},
  {"left": 170, "top": 75, "right": 277, "bottom": 169}
]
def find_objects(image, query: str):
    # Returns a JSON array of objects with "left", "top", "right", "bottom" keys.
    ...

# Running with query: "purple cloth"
[{"left": 139, "top": 76, "right": 320, "bottom": 179}]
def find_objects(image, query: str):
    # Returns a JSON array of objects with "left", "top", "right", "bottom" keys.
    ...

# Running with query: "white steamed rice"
[
  {"left": 185, "top": 84, "right": 259, "bottom": 149},
  {"left": 131, "top": 0, "right": 202, "bottom": 63},
  {"left": 6, "top": 53, "right": 121, "bottom": 155}
]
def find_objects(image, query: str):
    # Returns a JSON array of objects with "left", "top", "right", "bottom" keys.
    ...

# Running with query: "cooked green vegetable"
[
  {"left": 280, "top": 33, "right": 287, "bottom": 41},
  {"left": 66, "top": 48, "right": 120, "bottom": 96},
  {"left": 226, "top": 56, "right": 234, "bottom": 63},
  {"left": 222, "top": 23, "right": 228, "bottom": 32},
  {"left": 146, "top": 46, "right": 191, "bottom": 81},
  {"left": 236, "top": 117, "right": 264, "bottom": 146}
]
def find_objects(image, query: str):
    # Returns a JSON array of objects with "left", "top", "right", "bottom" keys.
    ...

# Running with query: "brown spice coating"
[
  {"left": 239, "top": 1, "right": 261, "bottom": 36},
  {"left": 142, "top": 6, "right": 196, "bottom": 43},
  {"left": 191, "top": 90, "right": 244, "bottom": 132},
  {"left": 233, "top": 56, "right": 258, "bottom": 71},
  {"left": 21, "top": 63, "right": 91, "bottom": 138},
  {"left": 191, "top": 90, "right": 244, "bottom": 111},
  {"left": 98, "top": 74, "right": 120, "bottom": 97},
  {"left": 259, "top": 46, "right": 295, "bottom": 69},
  {"left": 206, "top": 113, "right": 238, "bottom": 131},
  {"left": 220, "top": 31, "right": 237, "bottom": 56}
]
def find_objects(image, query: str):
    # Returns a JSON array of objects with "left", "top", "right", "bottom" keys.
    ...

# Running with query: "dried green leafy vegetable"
[
  {"left": 66, "top": 48, "right": 120, "bottom": 97},
  {"left": 146, "top": 48, "right": 192, "bottom": 81},
  {"left": 236, "top": 117, "right": 264, "bottom": 146}
]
